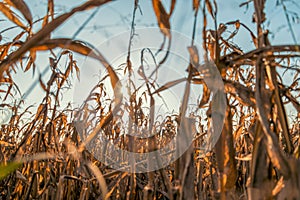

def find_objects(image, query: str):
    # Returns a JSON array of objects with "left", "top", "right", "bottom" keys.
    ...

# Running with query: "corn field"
[{"left": 0, "top": 0, "right": 300, "bottom": 199}]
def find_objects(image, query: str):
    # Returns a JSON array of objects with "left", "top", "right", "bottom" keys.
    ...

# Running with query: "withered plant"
[{"left": 0, "top": 0, "right": 300, "bottom": 199}]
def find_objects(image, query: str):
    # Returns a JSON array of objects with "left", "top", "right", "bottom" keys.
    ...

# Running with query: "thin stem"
[{"left": 281, "top": 0, "right": 297, "bottom": 44}]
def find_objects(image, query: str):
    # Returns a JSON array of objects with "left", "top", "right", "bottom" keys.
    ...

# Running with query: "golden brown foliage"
[{"left": 0, "top": 0, "right": 300, "bottom": 199}]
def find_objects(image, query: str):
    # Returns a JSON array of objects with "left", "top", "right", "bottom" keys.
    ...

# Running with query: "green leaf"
[{"left": 0, "top": 162, "right": 22, "bottom": 180}]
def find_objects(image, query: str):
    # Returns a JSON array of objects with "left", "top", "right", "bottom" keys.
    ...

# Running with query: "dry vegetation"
[{"left": 0, "top": 0, "right": 300, "bottom": 199}]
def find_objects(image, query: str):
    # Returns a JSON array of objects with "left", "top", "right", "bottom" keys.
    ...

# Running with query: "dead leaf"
[
  {"left": 6, "top": 0, "right": 32, "bottom": 25},
  {"left": 205, "top": 0, "right": 215, "bottom": 19},
  {"left": 86, "top": 162, "right": 108, "bottom": 200},
  {"left": 152, "top": 78, "right": 186, "bottom": 95},
  {"left": 193, "top": 0, "right": 200, "bottom": 12},
  {"left": 0, "top": 2, "right": 27, "bottom": 29},
  {"left": 0, "top": 0, "right": 112, "bottom": 77},
  {"left": 199, "top": 82, "right": 210, "bottom": 108},
  {"left": 188, "top": 46, "right": 200, "bottom": 66},
  {"left": 152, "top": 0, "right": 171, "bottom": 37}
]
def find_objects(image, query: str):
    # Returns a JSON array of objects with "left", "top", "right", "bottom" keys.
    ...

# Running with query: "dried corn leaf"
[
  {"left": 47, "top": 0, "right": 54, "bottom": 20},
  {"left": 6, "top": 0, "right": 32, "bottom": 25},
  {"left": 152, "top": 0, "right": 171, "bottom": 37},
  {"left": 188, "top": 46, "right": 200, "bottom": 66},
  {"left": 205, "top": 0, "right": 215, "bottom": 19},
  {"left": 39, "top": 74, "right": 47, "bottom": 92},
  {"left": 170, "top": 0, "right": 176, "bottom": 16},
  {"left": 86, "top": 162, "right": 108, "bottom": 199},
  {"left": 31, "top": 38, "right": 121, "bottom": 106},
  {"left": 0, "top": 0, "right": 111, "bottom": 76},
  {"left": 199, "top": 82, "right": 210, "bottom": 107},
  {"left": 24, "top": 50, "right": 36, "bottom": 72},
  {"left": 0, "top": 140, "right": 14, "bottom": 146},
  {"left": 193, "top": 0, "right": 200, "bottom": 12},
  {"left": 0, "top": 2, "right": 27, "bottom": 29},
  {"left": 152, "top": 78, "right": 186, "bottom": 95}
]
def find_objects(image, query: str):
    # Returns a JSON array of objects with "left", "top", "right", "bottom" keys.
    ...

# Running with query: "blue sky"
[{"left": 0, "top": 0, "right": 299, "bottom": 124}]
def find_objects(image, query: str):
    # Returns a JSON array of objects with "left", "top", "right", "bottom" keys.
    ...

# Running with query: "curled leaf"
[
  {"left": 87, "top": 162, "right": 108, "bottom": 199},
  {"left": 0, "top": 0, "right": 112, "bottom": 77},
  {"left": 6, "top": 0, "right": 32, "bottom": 25},
  {"left": 31, "top": 38, "right": 122, "bottom": 106},
  {"left": 0, "top": 2, "right": 27, "bottom": 29}
]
